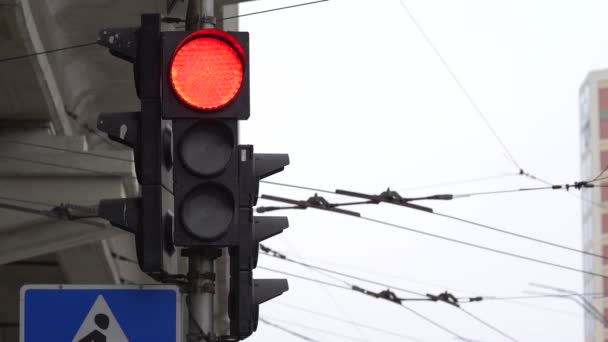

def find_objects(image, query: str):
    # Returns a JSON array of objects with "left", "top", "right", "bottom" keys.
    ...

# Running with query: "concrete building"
[{"left": 580, "top": 69, "right": 608, "bottom": 342}]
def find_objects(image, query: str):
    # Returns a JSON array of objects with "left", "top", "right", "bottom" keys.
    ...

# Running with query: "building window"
[{"left": 601, "top": 120, "right": 608, "bottom": 140}]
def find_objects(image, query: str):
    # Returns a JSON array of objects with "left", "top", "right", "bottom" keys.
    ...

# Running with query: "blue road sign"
[{"left": 20, "top": 285, "right": 181, "bottom": 342}]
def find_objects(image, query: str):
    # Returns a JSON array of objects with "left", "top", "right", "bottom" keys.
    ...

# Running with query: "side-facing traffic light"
[{"left": 96, "top": 14, "right": 177, "bottom": 279}]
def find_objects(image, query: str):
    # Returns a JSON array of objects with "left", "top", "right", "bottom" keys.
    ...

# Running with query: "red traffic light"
[{"left": 170, "top": 29, "right": 245, "bottom": 111}]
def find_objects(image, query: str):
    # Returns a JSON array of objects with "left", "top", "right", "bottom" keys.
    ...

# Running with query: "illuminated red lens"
[{"left": 170, "top": 33, "right": 243, "bottom": 110}]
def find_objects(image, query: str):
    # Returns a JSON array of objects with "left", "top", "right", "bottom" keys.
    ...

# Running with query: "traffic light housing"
[
  {"left": 97, "top": 14, "right": 290, "bottom": 339},
  {"left": 96, "top": 14, "right": 177, "bottom": 279},
  {"left": 162, "top": 29, "right": 250, "bottom": 119}
]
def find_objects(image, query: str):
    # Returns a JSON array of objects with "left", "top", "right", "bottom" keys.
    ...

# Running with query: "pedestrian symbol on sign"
[{"left": 72, "top": 295, "right": 128, "bottom": 342}]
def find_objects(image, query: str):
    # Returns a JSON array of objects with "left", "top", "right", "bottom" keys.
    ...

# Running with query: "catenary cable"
[
  {"left": 261, "top": 266, "right": 472, "bottom": 341},
  {"left": 258, "top": 180, "right": 608, "bottom": 260},
  {"left": 260, "top": 246, "right": 427, "bottom": 297},
  {"left": 356, "top": 216, "right": 606, "bottom": 279},
  {"left": 262, "top": 316, "right": 367, "bottom": 342},
  {"left": 398, "top": 0, "right": 520, "bottom": 171},
  {"left": 0, "top": 140, "right": 133, "bottom": 162},
  {"left": 259, "top": 318, "right": 323, "bottom": 342},
  {"left": 271, "top": 301, "right": 431, "bottom": 342},
  {"left": 457, "top": 307, "right": 519, "bottom": 342},
  {"left": 222, "top": 0, "right": 329, "bottom": 21}
]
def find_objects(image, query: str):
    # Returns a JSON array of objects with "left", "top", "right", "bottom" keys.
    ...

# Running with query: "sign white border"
[{"left": 20, "top": 284, "right": 182, "bottom": 342}]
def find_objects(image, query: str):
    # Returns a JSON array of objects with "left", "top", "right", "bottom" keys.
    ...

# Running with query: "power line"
[
  {"left": 472, "top": 293, "right": 605, "bottom": 302},
  {"left": 260, "top": 246, "right": 427, "bottom": 297},
  {"left": 260, "top": 266, "right": 432, "bottom": 304},
  {"left": 0, "top": 201, "right": 105, "bottom": 229},
  {"left": 398, "top": 0, "right": 520, "bottom": 171},
  {"left": 0, "top": 42, "right": 97, "bottom": 63},
  {"left": 259, "top": 266, "right": 352, "bottom": 291},
  {"left": 590, "top": 163, "right": 608, "bottom": 182},
  {"left": 458, "top": 307, "right": 519, "bottom": 342},
  {"left": 396, "top": 173, "right": 518, "bottom": 192},
  {"left": 261, "top": 180, "right": 336, "bottom": 195},
  {"left": 398, "top": 305, "right": 471, "bottom": 342},
  {"left": 222, "top": 0, "right": 329, "bottom": 21},
  {"left": 64, "top": 108, "right": 116, "bottom": 148},
  {"left": 0, "top": 140, "right": 133, "bottom": 162},
  {"left": 358, "top": 216, "right": 606, "bottom": 279},
  {"left": 260, "top": 267, "right": 471, "bottom": 341},
  {"left": 258, "top": 180, "right": 607, "bottom": 260},
  {"left": 259, "top": 318, "right": 323, "bottom": 342},
  {"left": 262, "top": 316, "right": 368, "bottom": 342},
  {"left": 0, "top": 155, "right": 135, "bottom": 178},
  {"left": 278, "top": 237, "right": 372, "bottom": 342},
  {"left": 432, "top": 211, "right": 608, "bottom": 260},
  {"left": 272, "top": 301, "right": 431, "bottom": 342}
]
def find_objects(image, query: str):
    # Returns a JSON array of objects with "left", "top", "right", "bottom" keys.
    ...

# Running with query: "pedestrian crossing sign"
[{"left": 20, "top": 285, "right": 181, "bottom": 342}]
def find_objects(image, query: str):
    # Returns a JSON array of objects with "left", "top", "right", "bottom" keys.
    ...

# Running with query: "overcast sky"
[{"left": 235, "top": 0, "right": 608, "bottom": 341}]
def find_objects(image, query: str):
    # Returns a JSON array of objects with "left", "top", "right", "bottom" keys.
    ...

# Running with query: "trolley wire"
[
  {"left": 257, "top": 180, "right": 608, "bottom": 261},
  {"left": 259, "top": 318, "right": 323, "bottom": 342},
  {"left": 222, "top": 0, "right": 329, "bottom": 21},
  {"left": 0, "top": 155, "right": 135, "bottom": 178},
  {"left": 396, "top": 173, "right": 518, "bottom": 192},
  {"left": 260, "top": 244, "right": 427, "bottom": 297},
  {"left": 398, "top": 0, "right": 520, "bottom": 171},
  {"left": 1, "top": 0, "right": 329, "bottom": 63},
  {"left": 272, "top": 301, "right": 431, "bottom": 342},
  {"left": 457, "top": 307, "right": 519, "bottom": 342},
  {"left": 0, "top": 140, "right": 133, "bottom": 162},
  {"left": 262, "top": 316, "right": 367, "bottom": 342},
  {"left": 261, "top": 266, "right": 472, "bottom": 342},
  {"left": 357, "top": 215, "right": 606, "bottom": 279}
]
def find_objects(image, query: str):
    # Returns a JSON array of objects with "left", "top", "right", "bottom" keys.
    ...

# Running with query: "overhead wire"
[
  {"left": 258, "top": 180, "right": 608, "bottom": 261},
  {"left": 261, "top": 266, "right": 472, "bottom": 341},
  {"left": 432, "top": 211, "right": 608, "bottom": 261},
  {"left": 261, "top": 244, "right": 603, "bottom": 304},
  {"left": 262, "top": 316, "right": 368, "bottom": 342},
  {"left": 0, "top": 140, "right": 133, "bottom": 162},
  {"left": 0, "top": 155, "right": 135, "bottom": 178},
  {"left": 0, "top": 42, "right": 97, "bottom": 63},
  {"left": 398, "top": 305, "right": 471, "bottom": 342},
  {"left": 64, "top": 108, "right": 117, "bottom": 148},
  {"left": 271, "top": 301, "right": 431, "bottom": 342},
  {"left": 397, "top": 0, "right": 520, "bottom": 171},
  {"left": 590, "top": 163, "right": 608, "bottom": 182},
  {"left": 472, "top": 293, "right": 605, "bottom": 302},
  {"left": 457, "top": 307, "right": 519, "bottom": 342},
  {"left": 357, "top": 215, "right": 606, "bottom": 279},
  {"left": 222, "top": 0, "right": 329, "bottom": 21},
  {"left": 277, "top": 237, "right": 372, "bottom": 342},
  {"left": 396, "top": 173, "right": 518, "bottom": 192},
  {"left": 0, "top": 200, "right": 105, "bottom": 228},
  {"left": 260, "top": 245, "right": 427, "bottom": 297},
  {"left": 1, "top": 1, "right": 329, "bottom": 63},
  {"left": 259, "top": 318, "right": 323, "bottom": 342}
]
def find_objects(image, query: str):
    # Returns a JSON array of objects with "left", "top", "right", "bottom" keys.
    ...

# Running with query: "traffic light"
[
  {"left": 163, "top": 27, "right": 290, "bottom": 339},
  {"left": 96, "top": 14, "right": 177, "bottom": 279},
  {"left": 96, "top": 14, "right": 290, "bottom": 339}
]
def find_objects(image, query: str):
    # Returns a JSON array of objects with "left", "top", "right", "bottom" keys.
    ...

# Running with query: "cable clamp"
[{"left": 427, "top": 291, "right": 460, "bottom": 307}]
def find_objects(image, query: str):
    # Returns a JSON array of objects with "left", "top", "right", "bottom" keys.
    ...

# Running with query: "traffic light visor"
[{"left": 170, "top": 29, "right": 244, "bottom": 111}]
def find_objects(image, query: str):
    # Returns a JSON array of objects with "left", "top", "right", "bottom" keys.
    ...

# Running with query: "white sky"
[{"left": 236, "top": 0, "right": 608, "bottom": 341}]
